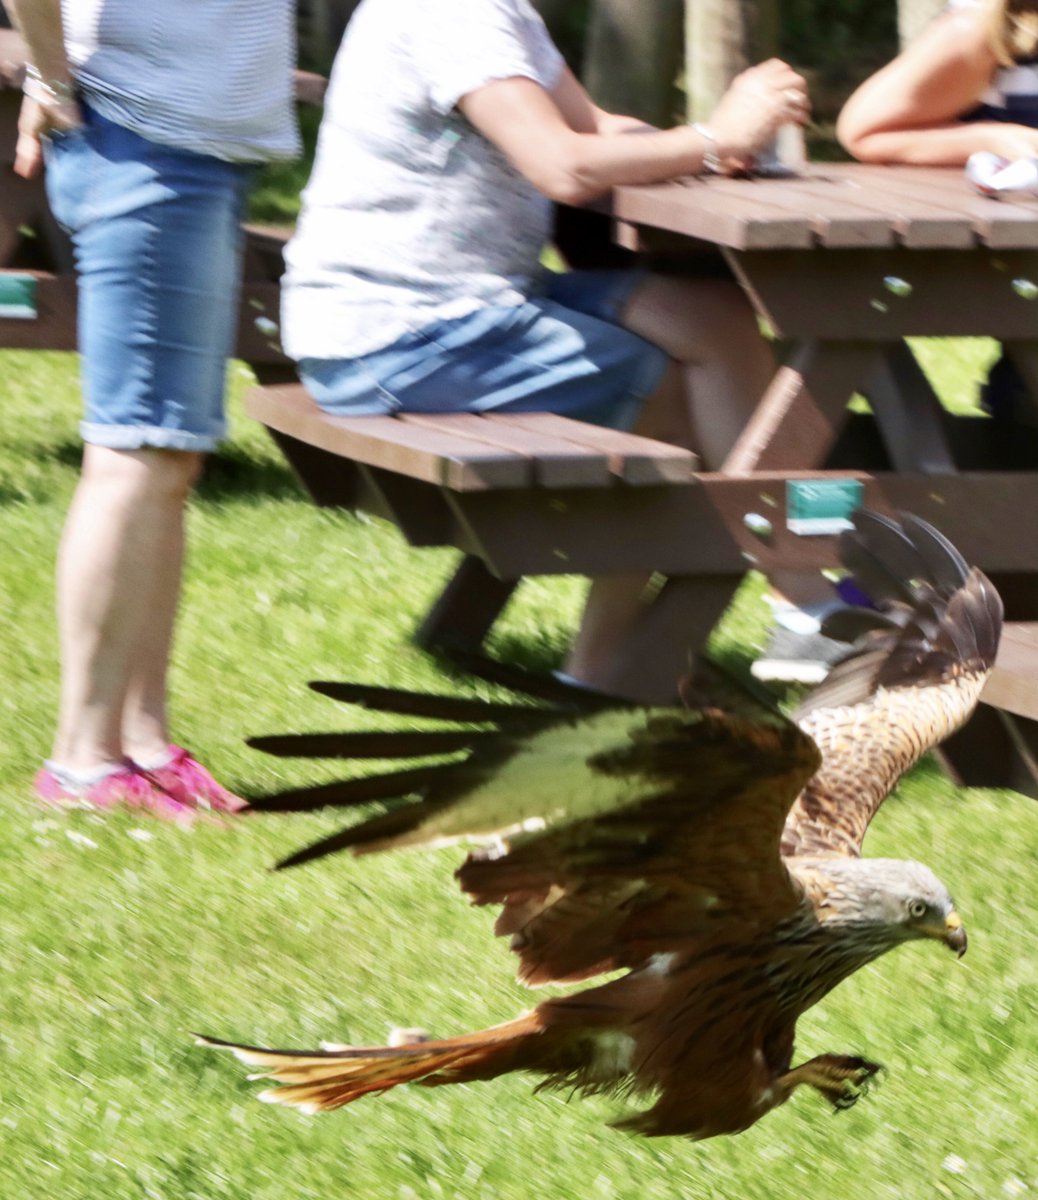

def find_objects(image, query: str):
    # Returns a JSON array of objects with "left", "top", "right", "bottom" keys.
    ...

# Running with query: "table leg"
[
  {"left": 415, "top": 555, "right": 519, "bottom": 655},
  {"left": 936, "top": 705, "right": 1038, "bottom": 799},
  {"left": 1001, "top": 340, "right": 1038, "bottom": 427},
  {"left": 865, "top": 341, "right": 957, "bottom": 473},
  {"left": 723, "top": 339, "right": 885, "bottom": 473}
]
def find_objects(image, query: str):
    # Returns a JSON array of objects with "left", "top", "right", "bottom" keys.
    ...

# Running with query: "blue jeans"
[
  {"left": 299, "top": 269, "right": 669, "bottom": 432},
  {"left": 44, "top": 105, "right": 255, "bottom": 451}
]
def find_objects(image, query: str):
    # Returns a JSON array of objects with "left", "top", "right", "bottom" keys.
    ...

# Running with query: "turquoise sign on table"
[
  {"left": 786, "top": 479, "right": 863, "bottom": 536},
  {"left": 0, "top": 274, "right": 38, "bottom": 320}
]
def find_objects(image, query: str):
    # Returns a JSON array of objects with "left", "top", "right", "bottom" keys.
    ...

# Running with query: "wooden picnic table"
[{"left": 612, "top": 164, "right": 1038, "bottom": 791}]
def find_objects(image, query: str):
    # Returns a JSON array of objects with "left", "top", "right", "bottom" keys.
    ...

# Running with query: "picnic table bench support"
[
  {"left": 937, "top": 707, "right": 1038, "bottom": 798},
  {"left": 721, "top": 338, "right": 885, "bottom": 473},
  {"left": 414, "top": 555, "right": 519, "bottom": 655}
]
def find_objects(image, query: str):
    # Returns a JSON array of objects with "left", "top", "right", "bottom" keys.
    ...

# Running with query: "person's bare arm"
[
  {"left": 459, "top": 59, "right": 810, "bottom": 205},
  {"left": 837, "top": 7, "right": 1038, "bottom": 163},
  {"left": 5, "top": 0, "right": 82, "bottom": 178}
]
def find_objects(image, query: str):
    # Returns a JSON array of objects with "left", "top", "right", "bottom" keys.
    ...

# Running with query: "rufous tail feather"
[{"left": 197, "top": 1013, "right": 545, "bottom": 1112}]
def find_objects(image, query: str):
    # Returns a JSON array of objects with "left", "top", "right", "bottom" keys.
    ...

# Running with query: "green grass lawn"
[{"left": 2, "top": 342, "right": 1037, "bottom": 1200}]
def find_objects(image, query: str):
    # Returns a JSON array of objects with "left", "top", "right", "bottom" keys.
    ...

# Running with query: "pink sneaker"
[
  {"left": 137, "top": 745, "right": 245, "bottom": 814},
  {"left": 34, "top": 763, "right": 195, "bottom": 824}
]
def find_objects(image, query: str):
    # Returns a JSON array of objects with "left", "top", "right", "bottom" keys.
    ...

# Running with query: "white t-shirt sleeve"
[{"left": 408, "top": 0, "right": 564, "bottom": 114}]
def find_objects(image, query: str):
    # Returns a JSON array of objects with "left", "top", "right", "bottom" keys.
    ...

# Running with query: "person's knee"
[{"left": 81, "top": 445, "right": 205, "bottom": 502}]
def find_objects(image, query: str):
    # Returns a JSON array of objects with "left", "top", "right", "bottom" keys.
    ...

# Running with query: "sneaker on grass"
[
  {"left": 136, "top": 745, "right": 245, "bottom": 813},
  {"left": 34, "top": 763, "right": 195, "bottom": 824}
]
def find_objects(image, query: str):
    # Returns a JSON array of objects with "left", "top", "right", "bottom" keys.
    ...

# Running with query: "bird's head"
[{"left": 807, "top": 857, "right": 967, "bottom": 958}]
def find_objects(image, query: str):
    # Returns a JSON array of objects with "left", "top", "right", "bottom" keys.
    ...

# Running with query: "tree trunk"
[
  {"left": 685, "top": 0, "right": 778, "bottom": 122},
  {"left": 582, "top": 0, "right": 684, "bottom": 126},
  {"left": 898, "top": 0, "right": 945, "bottom": 47}
]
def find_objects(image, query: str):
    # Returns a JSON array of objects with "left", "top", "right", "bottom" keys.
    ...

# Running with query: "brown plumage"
[{"left": 200, "top": 511, "right": 1001, "bottom": 1139}]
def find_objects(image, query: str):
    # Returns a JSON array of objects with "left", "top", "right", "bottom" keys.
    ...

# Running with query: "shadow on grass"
[
  {"left": 36, "top": 438, "right": 83, "bottom": 471},
  {"left": 198, "top": 446, "right": 305, "bottom": 503},
  {"left": 17, "top": 437, "right": 305, "bottom": 504},
  {"left": 479, "top": 629, "right": 568, "bottom": 677}
]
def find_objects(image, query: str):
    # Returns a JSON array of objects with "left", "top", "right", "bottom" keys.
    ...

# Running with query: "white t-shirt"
[
  {"left": 281, "top": 0, "right": 564, "bottom": 361},
  {"left": 63, "top": 0, "right": 299, "bottom": 163}
]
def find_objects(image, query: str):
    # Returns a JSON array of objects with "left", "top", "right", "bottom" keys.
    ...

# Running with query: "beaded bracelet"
[{"left": 690, "top": 123, "right": 723, "bottom": 176}]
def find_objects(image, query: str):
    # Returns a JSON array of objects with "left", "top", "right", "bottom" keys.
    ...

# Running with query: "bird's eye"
[{"left": 907, "top": 899, "right": 928, "bottom": 919}]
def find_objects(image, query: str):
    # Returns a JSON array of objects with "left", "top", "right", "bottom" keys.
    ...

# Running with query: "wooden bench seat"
[
  {"left": 245, "top": 382, "right": 699, "bottom": 492},
  {"left": 242, "top": 383, "right": 739, "bottom": 679},
  {"left": 984, "top": 623, "right": 1038, "bottom": 723}
]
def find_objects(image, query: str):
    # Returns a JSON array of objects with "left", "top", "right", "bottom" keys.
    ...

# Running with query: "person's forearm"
[
  {"left": 5, "top": 0, "right": 71, "bottom": 83},
  {"left": 534, "top": 124, "right": 716, "bottom": 203},
  {"left": 595, "top": 111, "right": 657, "bottom": 137},
  {"left": 841, "top": 121, "right": 1038, "bottom": 166}
]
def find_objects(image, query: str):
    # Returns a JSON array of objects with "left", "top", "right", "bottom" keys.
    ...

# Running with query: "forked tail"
[{"left": 197, "top": 1012, "right": 546, "bottom": 1112}]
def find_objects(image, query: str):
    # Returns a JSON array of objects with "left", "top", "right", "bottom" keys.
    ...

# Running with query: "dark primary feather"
[
  {"left": 245, "top": 764, "right": 461, "bottom": 815},
  {"left": 799, "top": 510, "right": 1000, "bottom": 715}
]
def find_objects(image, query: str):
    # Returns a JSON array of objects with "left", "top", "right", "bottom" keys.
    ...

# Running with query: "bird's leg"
[{"left": 778, "top": 1054, "right": 884, "bottom": 1110}]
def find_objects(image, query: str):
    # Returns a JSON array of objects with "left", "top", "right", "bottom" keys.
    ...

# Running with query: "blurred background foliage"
[
  {"left": 0, "top": 0, "right": 917, "bottom": 131},
  {"left": 296, "top": 0, "right": 908, "bottom": 128},
  {"left": 778, "top": 0, "right": 900, "bottom": 114}
]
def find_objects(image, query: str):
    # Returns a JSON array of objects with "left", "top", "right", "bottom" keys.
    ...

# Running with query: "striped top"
[{"left": 61, "top": 0, "right": 300, "bottom": 163}]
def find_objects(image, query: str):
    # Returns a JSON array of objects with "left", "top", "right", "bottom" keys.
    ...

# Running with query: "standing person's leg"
[
  {"left": 52, "top": 447, "right": 202, "bottom": 772},
  {"left": 117, "top": 449, "right": 202, "bottom": 763},
  {"left": 37, "top": 108, "right": 251, "bottom": 813}
]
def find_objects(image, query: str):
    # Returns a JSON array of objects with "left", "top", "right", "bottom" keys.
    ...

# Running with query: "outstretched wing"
[
  {"left": 782, "top": 511, "right": 1003, "bottom": 859},
  {"left": 248, "top": 668, "right": 820, "bottom": 987}
]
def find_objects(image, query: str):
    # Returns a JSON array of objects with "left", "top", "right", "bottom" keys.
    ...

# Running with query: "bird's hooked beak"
[
  {"left": 918, "top": 910, "right": 967, "bottom": 956},
  {"left": 942, "top": 911, "right": 967, "bottom": 958}
]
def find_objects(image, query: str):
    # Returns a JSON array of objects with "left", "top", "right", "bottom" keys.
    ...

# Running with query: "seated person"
[
  {"left": 821, "top": 0, "right": 1038, "bottom": 680},
  {"left": 836, "top": 0, "right": 1038, "bottom": 496},
  {"left": 282, "top": 0, "right": 810, "bottom": 694},
  {"left": 838, "top": 0, "right": 1038, "bottom": 165}
]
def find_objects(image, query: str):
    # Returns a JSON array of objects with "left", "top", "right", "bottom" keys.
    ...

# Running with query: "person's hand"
[
  {"left": 706, "top": 59, "right": 811, "bottom": 174},
  {"left": 14, "top": 94, "right": 84, "bottom": 179}
]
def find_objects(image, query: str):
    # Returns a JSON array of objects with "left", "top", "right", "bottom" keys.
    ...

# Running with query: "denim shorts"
[
  {"left": 298, "top": 269, "right": 669, "bottom": 432},
  {"left": 43, "top": 105, "right": 255, "bottom": 452}
]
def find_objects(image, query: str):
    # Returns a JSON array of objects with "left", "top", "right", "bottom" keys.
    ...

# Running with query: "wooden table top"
[{"left": 613, "top": 163, "right": 1038, "bottom": 252}]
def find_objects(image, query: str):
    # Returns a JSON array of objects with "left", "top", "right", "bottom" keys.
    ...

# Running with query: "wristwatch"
[{"left": 23, "top": 63, "right": 78, "bottom": 107}]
